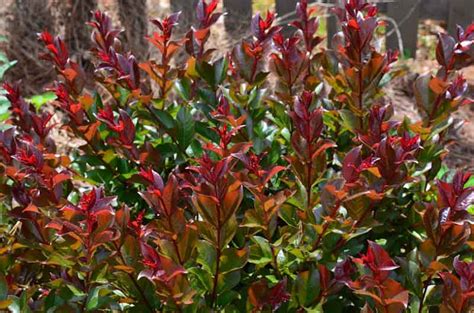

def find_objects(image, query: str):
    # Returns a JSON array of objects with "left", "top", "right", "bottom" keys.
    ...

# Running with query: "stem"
[
  {"left": 210, "top": 244, "right": 222, "bottom": 310},
  {"left": 250, "top": 57, "right": 259, "bottom": 85},
  {"left": 357, "top": 64, "right": 365, "bottom": 129},
  {"left": 287, "top": 59, "right": 293, "bottom": 97},
  {"left": 80, "top": 270, "right": 91, "bottom": 312},
  {"left": 81, "top": 211, "right": 93, "bottom": 312},
  {"left": 306, "top": 140, "right": 313, "bottom": 219},
  {"left": 270, "top": 245, "right": 280, "bottom": 277},
  {"left": 210, "top": 183, "right": 223, "bottom": 310},
  {"left": 418, "top": 274, "right": 432, "bottom": 313},
  {"left": 160, "top": 39, "right": 170, "bottom": 101}
]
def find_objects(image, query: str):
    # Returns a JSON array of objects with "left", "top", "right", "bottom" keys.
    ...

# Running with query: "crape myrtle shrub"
[{"left": 1, "top": 0, "right": 474, "bottom": 311}]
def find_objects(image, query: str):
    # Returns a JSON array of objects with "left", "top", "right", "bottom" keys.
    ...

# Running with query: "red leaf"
[{"left": 248, "top": 278, "right": 290, "bottom": 311}]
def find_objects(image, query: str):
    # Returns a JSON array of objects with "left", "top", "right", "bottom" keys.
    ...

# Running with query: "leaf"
[
  {"left": 414, "top": 74, "right": 437, "bottom": 116},
  {"left": 175, "top": 77, "right": 192, "bottom": 101},
  {"left": 217, "top": 270, "right": 241, "bottom": 293},
  {"left": 151, "top": 107, "right": 176, "bottom": 130},
  {"left": 0, "top": 273, "right": 7, "bottom": 300},
  {"left": 293, "top": 268, "right": 321, "bottom": 307},
  {"left": 113, "top": 265, "right": 135, "bottom": 274},
  {"left": 188, "top": 267, "right": 213, "bottom": 292},
  {"left": 28, "top": 92, "right": 57, "bottom": 110},
  {"left": 214, "top": 57, "right": 228, "bottom": 86},
  {"left": 248, "top": 278, "right": 290, "bottom": 311},
  {"left": 249, "top": 236, "right": 273, "bottom": 266},
  {"left": 196, "top": 240, "right": 217, "bottom": 274},
  {"left": 0, "top": 299, "right": 12, "bottom": 309},
  {"left": 429, "top": 77, "right": 448, "bottom": 95},
  {"left": 196, "top": 61, "right": 216, "bottom": 87},
  {"left": 216, "top": 290, "right": 239, "bottom": 309},
  {"left": 219, "top": 247, "right": 249, "bottom": 274},
  {"left": 340, "top": 109, "right": 359, "bottom": 132},
  {"left": 86, "top": 287, "right": 100, "bottom": 310},
  {"left": 220, "top": 215, "right": 238, "bottom": 249},
  {"left": 0, "top": 60, "right": 16, "bottom": 79},
  {"left": 221, "top": 180, "right": 243, "bottom": 223},
  {"left": 176, "top": 107, "right": 195, "bottom": 150},
  {"left": 419, "top": 240, "right": 437, "bottom": 269}
]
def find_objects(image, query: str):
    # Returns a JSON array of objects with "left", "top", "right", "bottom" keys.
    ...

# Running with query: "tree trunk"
[
  {"left": 223, "top": 0, "right": 252, "bottom": 36},
  {"left": 5, "top": 0, "right": 55, "bottom": 94},
  {"left": 117, "top": 0, "right": 149, "bottom": 60},
  {"left": 170, "top": 0, "right": 198, "bottom": 33},
  {"left": 63, "top": 0, "right": 97, "bottom": 57},
  {"left": 54, "top": 0, "right": 97, "bottom": 77}
]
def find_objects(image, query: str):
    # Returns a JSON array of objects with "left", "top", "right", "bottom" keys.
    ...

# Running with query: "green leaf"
[
  {"left": 86, "top": 286, "right": 113, "bottom": 311},
  {"left": 220, "top": 215, "right": 238, "bottom": 249},
  {"left": 217, "top": 271, "right": 241, "bottom": 293},
  {"left": 219, "top": 247, "right": 249, "bottom": 274},
  {"left": 339, "top": 109, "right": 358, "bottom": 133},
  {"left": 66, "top": 284, "right": 86, "bottom": 297},
  {"left": 249, "top": 236, "right": 273, "bottom": 266},
  {"left": 0, "top": 273, "right": 7, "bottom": 300},
  {"left": 195, "top": 121, "right": 219, "bottom": 142},
  {"left": 86, "top": 287, "right": 100, "bottom": 310},
  {"left": 214, "top": 57, "right": 229, "bottom": 86},
  {"left": 468, "top": 205, "right": 474, "bottom": 215},
  {"left": 197, "top": 88, "right": 217, "bottom": 106},
  {"left": 85, "top": 168, "right": 114, "bottom": 184},
  {"left": 151, "top": 108, "right": 176, "bottom": 130},
  {"left": 196, "top": 58, "right": 228, "bottom": 88},
  {"left": 175, "top": 77, "right": 192, "bottom": 101},
  {"left": 196, "top": 61, "right": 215, "bottom": 87},
  {"left": 117, "top": 86, "right": 130, "bottom": 106},
  {"left": 155, "top": 143, "right": 177, "bottom": 158},
  {"left": 241, "top": 210, "right": 264, "bottom": 229},
  {"left": 0, "top": 60, "right": 16, "bottom": 79},
  {"left": 293, "top": 267, "right": 321, "bottom": 307},
  {"left": 216, "top": 290, "right": 239, "bottom": 309},
  {"left": 190, "top": 139, "right": 203, "bottom": 157},
  {"left": 8, "top": 291, "right": 31, "bottom": 313},
  {"left": 46, "top": 252, "right": 75, "bottom": 268},
  {"left": 465, "top": 174, "right": 474, "bottom": 188},
  {"left": 176, "top": 107, "right": 195, "bottom": 150},
  {"left": 28, "top": 92, "right": 56, "bottom": 110},
  {"left": 188, "top": 267, "right": 213, "bottom": 292},
  {"left": 197, "top": 240, "right": 217, "bottom": 274}
]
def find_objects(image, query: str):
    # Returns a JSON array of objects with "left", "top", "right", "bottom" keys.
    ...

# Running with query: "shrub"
[{"left": 1, "top": 0, "right": 473, "bottom": 312}]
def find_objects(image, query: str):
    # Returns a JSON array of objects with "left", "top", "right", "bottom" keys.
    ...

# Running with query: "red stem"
[
  {"left": 418, "top": 274, "right": 433, "bottom": 313},
  {"left": 210, "top": 183, "right": 223, "bottom": 310},
  {"left": 157, "top": 197, "right": 185, "bottom": 265}
]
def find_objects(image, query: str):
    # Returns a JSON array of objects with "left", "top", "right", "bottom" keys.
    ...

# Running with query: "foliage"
[
  {"left": 0, "top": 0, "right": 473, "bottom": 312},
  {"left": 0, "top": 36, "right": 17, "bottom": 123}
]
